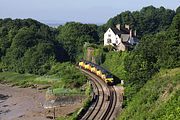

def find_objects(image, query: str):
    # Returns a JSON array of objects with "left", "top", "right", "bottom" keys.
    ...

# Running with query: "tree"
[
  {"left": 102, "top": 6, "right": 175, "bottom": 38},
  {"left": 56, "top": 22, "right": 99, "bottom": 61},
  {"left": 0, "top": 18, "right": 67, "bottom": 75},
  {"left": 176, "top": 6, "right": 180, "bottom": 14}
]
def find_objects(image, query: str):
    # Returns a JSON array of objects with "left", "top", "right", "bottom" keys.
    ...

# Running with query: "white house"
[{"left": 104, "top": 24, "right": 138, "bottom": 51}]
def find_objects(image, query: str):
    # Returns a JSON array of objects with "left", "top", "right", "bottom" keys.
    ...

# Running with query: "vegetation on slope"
[
  {"left": 124, "top": 13, "right": 180, "bottom": 103},
  {"left": 118, "top": 68, "right": 180, "bottom": 120},
  {"left": 0, "top": 62, "right": 86, "bottom": 90},
  {"left": 101, "top": 51, "right": 128, "bottom": 81}
]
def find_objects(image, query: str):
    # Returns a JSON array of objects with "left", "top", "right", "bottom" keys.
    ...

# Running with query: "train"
[{"left": 78, "top": 60, "right": 114, "bottom": 84}]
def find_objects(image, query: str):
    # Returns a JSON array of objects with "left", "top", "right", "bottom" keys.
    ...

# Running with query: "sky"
[{"left": 0, "top": 0, "right": 179, "bottom": 24}]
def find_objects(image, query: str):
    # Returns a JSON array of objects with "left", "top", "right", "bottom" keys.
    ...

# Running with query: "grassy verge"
[
  {"left": 82, "top": 81, "right": 93, "bottom": 109},
  {"left": 118, "top": 67, "right": 180, "bottom": 120}
]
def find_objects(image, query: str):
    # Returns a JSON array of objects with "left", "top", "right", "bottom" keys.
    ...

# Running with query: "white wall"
[{"left": 104, "top": 28, "right": 121, "bottom": 46}]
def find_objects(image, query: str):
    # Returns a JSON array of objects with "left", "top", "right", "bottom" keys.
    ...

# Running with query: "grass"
[
  {"left": 0, "top": 72, "right": 62, "bottom": 88},
  {"left": 47, "top": 87, "right": 85, "bottom": 96},
  {"left": 118, "top": 67, "right": 180, "bottom": 120}
]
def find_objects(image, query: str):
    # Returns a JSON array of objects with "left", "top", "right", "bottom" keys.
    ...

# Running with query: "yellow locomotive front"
[{"left": 105, "top": 74, "right": 114, "bottom": 84}]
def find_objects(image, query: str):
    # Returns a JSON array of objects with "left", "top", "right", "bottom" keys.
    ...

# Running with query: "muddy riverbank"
[{"left": 0, "top": 84, "right": 82, "bottom": 120}]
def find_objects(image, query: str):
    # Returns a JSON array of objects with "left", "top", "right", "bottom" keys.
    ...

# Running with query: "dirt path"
[{"left": 0, "top": 84, "right": 82, "bottom": 120}]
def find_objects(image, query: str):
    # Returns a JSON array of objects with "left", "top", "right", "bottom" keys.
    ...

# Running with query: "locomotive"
[{"left": 78, "top": 60, "right": 113, "bottom": 84}]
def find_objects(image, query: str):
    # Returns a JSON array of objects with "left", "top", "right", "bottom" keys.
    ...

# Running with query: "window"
[
  {"left": 116, "top": 40, "right": 118, "bottom": 44},
  {"left": 107, "top": 39, "right": 111, "bottom": 43},
  {"left": 108, "top": 34, "right": 111, "bottom": 37}
]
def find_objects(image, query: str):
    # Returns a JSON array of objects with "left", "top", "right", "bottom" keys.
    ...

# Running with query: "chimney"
[
  {"left": 134, "top": 30, "right": 137, "bottom": 37},
  {"left": 130, "top": 29, "right": 132, "bottom": 38},
  {"left": 125, "top": 24, "right": 130, "bottom": 30},
  {"left": 116, "top": 24, "right": 121, "bottom": 30}
]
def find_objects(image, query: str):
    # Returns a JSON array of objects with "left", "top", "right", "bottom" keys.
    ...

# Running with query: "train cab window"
[{"left": 107, "top": 75, "right": 113, "bottom": 78}]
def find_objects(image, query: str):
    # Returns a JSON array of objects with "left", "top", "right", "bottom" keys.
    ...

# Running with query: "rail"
[{"left": 79, "top": 68, "right": 118, "bottom": 120}]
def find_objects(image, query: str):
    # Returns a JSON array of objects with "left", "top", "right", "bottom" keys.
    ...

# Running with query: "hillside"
[{"left": 118, "top": 68, "right": 180, "bottom": 120}]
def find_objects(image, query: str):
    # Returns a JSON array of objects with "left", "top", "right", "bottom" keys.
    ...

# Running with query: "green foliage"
[
  {"left": 99, "top": 6, "right": 175, "bottom": 38},
  {"left": 176, "top": 6, "right": 180, "bottom": 14},
  {"left": 56, "top": 22, "right": 99, "bottom": 61},
  {"left": 124, "top": 14, "right": 180, "bottom": 102},
  {"left": 0, "top": 18, "right": 67, "bottom": 75},
  {"left": 48, "top": 62, "right": 86, "bottom": 88},
  {"left": 0, "top": 72, "right": 52, "bottom": 87},
  {"left": 93, "top": 47, "right": 105, "bottom": 64},
  {"left": 85, "top": 81, "right": 93, "bottom": 96},
  {"left": 118, "top": 68, "right": 180, "bottom": 120},
  {"left": 50, "top": 87, "right": 84, "bottom": 96},
  {"left": 0, "top": 62, "right": 86, "bottom": 90},
  {"left": 102, "top": 51, "right": 128, "bottom": 81}
]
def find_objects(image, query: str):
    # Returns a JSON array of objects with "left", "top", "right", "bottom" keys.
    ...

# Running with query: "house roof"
[{"left": 110, "top": 27, "right": 130, "bottom": 35}]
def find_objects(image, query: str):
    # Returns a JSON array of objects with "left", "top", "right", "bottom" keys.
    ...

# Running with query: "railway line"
[{"left": 80, "top": 68, "right": 121, "bottom": 120}]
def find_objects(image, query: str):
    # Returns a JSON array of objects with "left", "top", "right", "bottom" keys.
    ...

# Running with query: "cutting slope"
[{"left": 119, "top": 68, "right": 180, "bottom": 120}]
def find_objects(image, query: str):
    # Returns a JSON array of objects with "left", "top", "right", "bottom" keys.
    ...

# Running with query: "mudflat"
[{"left": 0, "top": 84, "right": 82, "bottom": 120}]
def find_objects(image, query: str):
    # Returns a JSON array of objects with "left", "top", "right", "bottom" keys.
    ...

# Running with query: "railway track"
[
  {"left": 80, "top": 68, "right": 118, "bottom": 120},
  {"left": 101, "top": 86, "right": 117, "bottom": 120},
  {"left": 80, "top": 69, "right": 107, "bottom": 120},
  {"left": 81, "top": 78, "right": 101, "bottom": 119}
]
